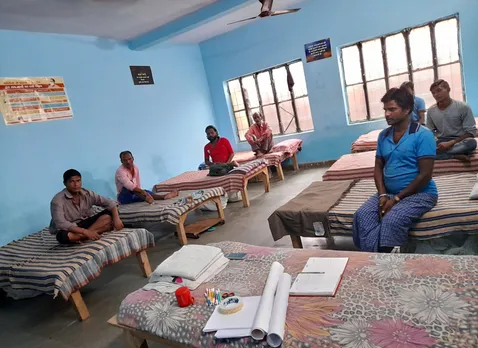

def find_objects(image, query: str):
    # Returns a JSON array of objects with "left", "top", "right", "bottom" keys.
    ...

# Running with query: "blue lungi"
[
  {"left": 352, "top": 193, "right": 438, "bottom": 252},
  {"left": 118, "top": 187, "right": 154, "bottom": 205}
]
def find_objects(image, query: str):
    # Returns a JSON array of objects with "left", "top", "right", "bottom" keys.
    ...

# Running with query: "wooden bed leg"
[
  {"left": 262, "top": 168, "right": 271, "bottom": 193},
  {"left": 176, "top": 214, "right": 188, "bottom": 245},
  {"left": 214, "top": 197, "right": 225, "bottom": 222},
  {"left": 290, "top": 235, "right": 303, "bottom": 249},
  {"left": 136, "top": 250, "right": 152, "bottom": 278},
  {"left": 276, "top": 164, "right": 285, "bottom": 181},
  {"left": 70, "top": 290, "right": 90, "bottom": 321},
  {"left": 292, "top": 153, "right": 300, "bottom": 171},
  {"left": 241, "top": 182, "right": 251, "bottom": 208},
  {"left": 123, "top": 330, "right": 149, "bottom": 348}
]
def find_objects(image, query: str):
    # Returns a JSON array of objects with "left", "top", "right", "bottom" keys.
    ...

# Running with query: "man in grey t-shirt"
[{"left": 426, "top": 79, "right": 476, "bottom": 161}]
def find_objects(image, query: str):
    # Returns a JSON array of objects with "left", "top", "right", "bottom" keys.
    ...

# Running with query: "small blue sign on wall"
[{"left": 305, "top": 38, "right": 332, "bottom": 63}]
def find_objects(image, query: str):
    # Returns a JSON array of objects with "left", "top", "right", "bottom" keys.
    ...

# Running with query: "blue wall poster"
[{"left": 304, "top": 38, "right": 332, "bottom": 63}]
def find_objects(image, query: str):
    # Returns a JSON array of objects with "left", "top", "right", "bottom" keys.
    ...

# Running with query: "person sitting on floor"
[
  {"left": 201, "top": 125, "right": 237, "bottom": 169},
  {"left": 245, "top": 112, "right": 274, "bottom": 156},
  {"left": 400, "top": 81, "right": 426, "bottom": 124},
  {"left": 426, "top": 79, "right": 476, "bottom": 162},
  {"left": 115, "top": 151, "right": 178, "bottom": 204},
  {"left": 352, "top": 87, "right": 438, "bottom": 253},
  {"left": 50, "top": 169, "right": 124, "bottom": 244}
]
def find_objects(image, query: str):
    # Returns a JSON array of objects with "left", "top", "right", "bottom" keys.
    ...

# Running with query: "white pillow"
[{"left": 469, "top": 182, "right": 478, "bottom": 200}]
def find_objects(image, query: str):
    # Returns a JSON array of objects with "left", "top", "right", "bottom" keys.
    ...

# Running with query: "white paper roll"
[
  {"left": 267, "top": 273, "right": 292, "bottom": 347},
  {"left": 251, "top": 261, "right": 284, "bottom": 341}
]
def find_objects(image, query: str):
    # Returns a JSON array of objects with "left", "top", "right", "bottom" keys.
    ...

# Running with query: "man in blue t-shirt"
[
  {"left": 401, "top": 81, "right": 426, "bottom": 124},
  {"left": 352, "top": 87, "right": 438, "bottom": 252}
]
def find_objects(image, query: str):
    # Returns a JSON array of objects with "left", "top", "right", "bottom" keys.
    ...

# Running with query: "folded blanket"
[
  {"left": 268, "top": 180, "right": 355, "bottom": 240},
  {"left": 151, "top": 245, "right": 223, "bottom": 281},
  {"left": 144, "top": 255, "right": 229, "bottom": 293}
]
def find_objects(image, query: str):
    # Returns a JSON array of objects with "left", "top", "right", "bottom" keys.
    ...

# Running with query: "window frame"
[
  {"left": 226, "top": 59, "right": 311, "bottom": 142},
  {"left": 340, "top": 14, "right": 464, "bottom": 124}
]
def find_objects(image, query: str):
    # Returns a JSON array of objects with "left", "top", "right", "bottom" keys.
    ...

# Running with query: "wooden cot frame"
[
  {"left": 241, "top": 166, "right": 271, "bottom": 207},
  {"left": 274, "top": 152, "right": 300, "bottom": 181},
  {"left": 70, "top": 249, "right": 152, "bottom": 322}
]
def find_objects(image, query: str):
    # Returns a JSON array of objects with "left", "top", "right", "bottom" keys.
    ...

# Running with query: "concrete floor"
[{"left": 0, "top": 167, "right": 357, "bottom": 348}]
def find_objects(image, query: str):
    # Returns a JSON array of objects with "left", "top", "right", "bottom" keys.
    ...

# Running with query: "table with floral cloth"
[{"left": 117, "top": 242, "right": 478, "bottom": 347}]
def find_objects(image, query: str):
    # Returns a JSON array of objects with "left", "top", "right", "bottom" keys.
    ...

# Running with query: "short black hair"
[
  {"left": 63, "top": 169, "right": 81, "bottom": 183},
  {"left": 430, "top": 79, "right": 450, "bottom": 92},
  {"left": 381, "top": 87, "right": 414, "bottom": 115},
  {"left": 400, "top": 81, "right": 414, "bottom": 92},
  {"left": 119, "top": 151, "right": 133, "bottom": 160},
  {"left": 205, "top": 125, "right": 218, "bottom": 133}
]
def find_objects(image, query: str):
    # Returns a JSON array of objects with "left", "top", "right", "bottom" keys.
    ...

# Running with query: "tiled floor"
[{"left": 0, "top": 167, "right": 358, "bottom": 348}]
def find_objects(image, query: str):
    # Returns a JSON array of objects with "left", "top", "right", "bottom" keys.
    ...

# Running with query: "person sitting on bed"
[
  {"left": 400, "top": 81, "right": 426, "bottom": 124},
  {"left": 116, "top": 151, "right": 178, "bottom": 204},
  {"left": 245, "top": 112, "right": 274, "bottom": 156},
  {"left": 203, "top": 125, "right": 237, "bottom": 168},
  {"left": 50, "top": 169, "right": 124, "bottom": 244},
  {"left": 352, "top": 87, "right": 438, "bottom": 253},
  {"left": 426, "top": 79, "right": 476, "bottom": 162}
]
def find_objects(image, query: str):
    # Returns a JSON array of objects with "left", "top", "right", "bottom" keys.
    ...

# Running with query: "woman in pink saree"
[{"left": 245, "top": 112, "right": 274, "bottom": 156}]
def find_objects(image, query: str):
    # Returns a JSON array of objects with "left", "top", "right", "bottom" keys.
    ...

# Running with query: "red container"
[{"left": 175, "top": 286, "right": 195, "bottom": 307}]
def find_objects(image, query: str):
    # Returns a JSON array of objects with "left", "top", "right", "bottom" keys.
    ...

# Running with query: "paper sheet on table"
[
  {"left": 203, "top": 296, "right": 261, "bottom": 332},
  {"left": 215, "top": 328, "right": 252, "bottom": 339},
  {"left": 267, "top": 273, "right": 291, "bottom": 347},
  {"left": 251, "top": 261, "right": 284, "bottom": 341}
]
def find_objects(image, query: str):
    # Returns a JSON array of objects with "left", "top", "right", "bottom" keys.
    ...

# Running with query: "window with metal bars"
[
  {"left": 227, "top": 60, "right": 314, "bottom": 141},
  {"left": 341, "top": 15, "right": 464, "bottom": 123}
]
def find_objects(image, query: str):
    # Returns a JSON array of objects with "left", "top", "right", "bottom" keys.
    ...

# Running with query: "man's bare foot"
[{"left": 454, "top": 154, "right": 471, "bottom": 164}]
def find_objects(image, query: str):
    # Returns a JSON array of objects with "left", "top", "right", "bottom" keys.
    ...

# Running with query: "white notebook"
[{"left": 289, "top": 257, "right": 348, "bottom": 296}]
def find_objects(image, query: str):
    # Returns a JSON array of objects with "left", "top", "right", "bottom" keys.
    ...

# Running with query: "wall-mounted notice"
[
  {"left": 304, "top": 38, "right": 332, "bottom": 63},
  {"left": 130, "top": 66, "right": 154, "bottom": 85},
  {"left": 0, "top": 77, "right": 73, "bottom": 125}
]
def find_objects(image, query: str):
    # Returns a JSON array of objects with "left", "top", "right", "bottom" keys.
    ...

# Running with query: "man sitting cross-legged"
[
  {"left": 353, "top": 87, "right": 438, "bottom": 252},
  {"left": 50, "top": 169, "right": 124, "bottom": 244},
  {"left": 426, "top": 79, "right": 477, "bottom": 162},
  {"left": 115, "top": 151, "right": 177, "bottom": 204}
]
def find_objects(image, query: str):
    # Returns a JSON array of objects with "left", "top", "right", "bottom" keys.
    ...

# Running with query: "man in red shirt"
[{"left": 203, "top": 125, "right": 236, "bottom": 166}]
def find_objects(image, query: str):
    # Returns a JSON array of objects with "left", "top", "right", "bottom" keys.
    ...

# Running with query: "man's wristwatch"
[{"left": 393, "top": 196, "right": 401, "bottom": 203}]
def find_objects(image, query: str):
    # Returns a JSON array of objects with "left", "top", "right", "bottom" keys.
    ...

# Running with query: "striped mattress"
[
  {"left": 153, "top": 164, "right": 266, "bottom": 193},
  {"left": 119, "top": 188, "right": 225, "bottom": 224},
  {"left": 234, "top": 151, "right": 288, "bottom": 167},
  {"left": 329, "top": 173, "right": 478, "bottom": 240},
  {"left": 323, "top": 150, "right": 478, "bottom": 181},
  {"left": 351, "top": 129, "right": 381, "bottom": 153},
  {"left": 0, "top": 228, "right": 154, "bottom": 300}
]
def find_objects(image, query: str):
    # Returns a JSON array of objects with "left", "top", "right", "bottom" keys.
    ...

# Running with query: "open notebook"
[{"left": 289, "top": 257, "right": 348, "bottom": 296}]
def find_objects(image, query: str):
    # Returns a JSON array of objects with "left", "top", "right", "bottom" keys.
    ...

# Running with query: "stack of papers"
[
  {"left": 144, "top": 245, "right": 229, "bottom": 293},
  {"left": 290, "top": 257, "right": 348, "bottom": 296}
]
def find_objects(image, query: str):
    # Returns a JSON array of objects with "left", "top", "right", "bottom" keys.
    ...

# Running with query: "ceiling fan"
[{"left": 227, "top": 0, "right": 301, "bottom": 25}]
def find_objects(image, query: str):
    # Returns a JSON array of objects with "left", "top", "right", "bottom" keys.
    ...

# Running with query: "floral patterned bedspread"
[{"left": 117, "top": 242, "right": 478, "bottom": 347}]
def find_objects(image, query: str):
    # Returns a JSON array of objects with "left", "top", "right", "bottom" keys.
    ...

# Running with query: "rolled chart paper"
[
  {"left": 267, "top": 273, "right": 292, "bottom": 347},
  {"left": 251, "top": 261, "right": 285, "bottom": 341}
]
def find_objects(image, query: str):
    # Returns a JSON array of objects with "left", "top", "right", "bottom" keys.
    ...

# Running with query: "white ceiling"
[
  {"left": 0, "top": 0, "right": 219, "bottom": 40},
  {"left": 0, "top": 0, "right": 305, "bottom": 43},
  {"left": 172, "top": 0, "right": 304, "bottom": 43}
]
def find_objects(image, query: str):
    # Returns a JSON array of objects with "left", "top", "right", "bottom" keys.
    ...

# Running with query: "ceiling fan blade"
[
  {"left": 227, "top": 16, "right": 258, "bottom": 25},
  {"left": 270, "top": 8, "right": 301, "bottom": 16}
]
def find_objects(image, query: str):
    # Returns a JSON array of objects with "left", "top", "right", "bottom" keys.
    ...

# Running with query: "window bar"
[
  {"left": 253, "top": 74, "right": 264, "bottom": 116},
  {"left": 227, "top": 82, "right": 244, "bottom": 141},
  {"left": 269, "top": 69, "right": 285, "bottom": 134},
  {"left": 285, "top": 64, "right": 301, "bottom": 132},
  {"left": 357, "top": 42, "right": 371, "bottom": 120},
  {"left": 381, "top": 36, "right": 390, "bottom": 90},
  {"left": 429, "top": 22, "right": 439, "bottom": 81},
  {"left": 403, "top": 30, "right": 414, "bottom": 83},
  {"left": 239, "top": 77, "right": 252, "bottom": 127}
]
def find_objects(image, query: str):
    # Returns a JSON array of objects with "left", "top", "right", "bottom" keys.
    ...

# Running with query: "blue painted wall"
[
  {"left": 200, "top": 0, "right": 478, "bottom": 163},
  {"left": 0, "top": 30, "right": 214, "bottom": 246}
]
